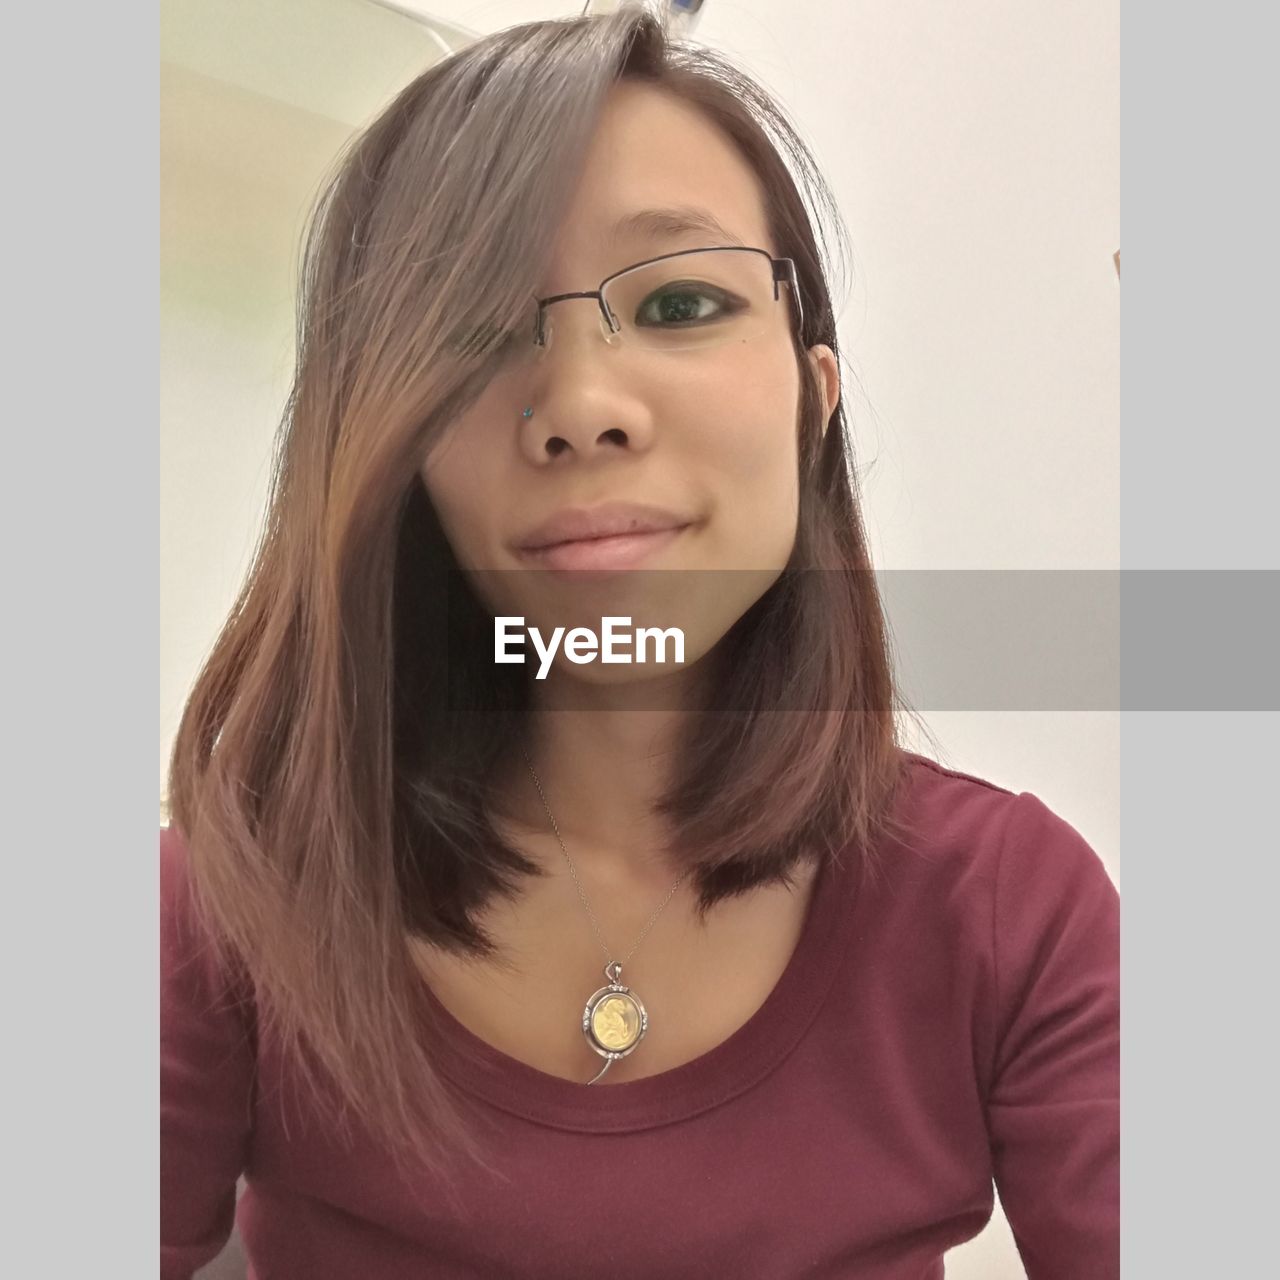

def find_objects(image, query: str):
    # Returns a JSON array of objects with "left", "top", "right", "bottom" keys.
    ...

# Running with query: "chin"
[{"left": 540, "top": 640, "right": 722, "bottom": 704}]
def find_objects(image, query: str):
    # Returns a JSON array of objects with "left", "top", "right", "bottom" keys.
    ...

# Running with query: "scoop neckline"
[{"left": 417, "top": 840, "right": 857, "bottom": 1133}]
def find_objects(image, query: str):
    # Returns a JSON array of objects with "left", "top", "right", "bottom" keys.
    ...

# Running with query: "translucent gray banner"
[{"left": 437, "top": 569, "right": 1277, "bottom": 711}]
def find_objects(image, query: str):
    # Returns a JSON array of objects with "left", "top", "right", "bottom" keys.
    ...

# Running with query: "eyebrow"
[{"left": 606, "top": 206, "right": 748, "bottom": 249}]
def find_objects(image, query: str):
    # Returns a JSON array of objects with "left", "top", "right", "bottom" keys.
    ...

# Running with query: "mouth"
[{"left": 513, "top": 524, "right": 691, "bottom": 574}]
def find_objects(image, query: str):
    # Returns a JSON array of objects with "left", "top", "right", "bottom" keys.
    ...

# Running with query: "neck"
[{"left": 489, "top": 660, "right": 714, "bottom": 889}]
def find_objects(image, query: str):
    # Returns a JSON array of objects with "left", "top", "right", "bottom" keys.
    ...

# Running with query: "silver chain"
[{"left": 520, "top": 746, "right": 691, "bottom": 973}]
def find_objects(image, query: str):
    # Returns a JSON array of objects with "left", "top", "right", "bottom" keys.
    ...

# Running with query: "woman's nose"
[{"left": 517, "top": 311, "right": 654, "bottom": 463}]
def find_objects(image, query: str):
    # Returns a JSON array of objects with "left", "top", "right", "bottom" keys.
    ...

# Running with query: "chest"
[{"left": 410, "top": 864, "right": 819, "bottom": 1086}]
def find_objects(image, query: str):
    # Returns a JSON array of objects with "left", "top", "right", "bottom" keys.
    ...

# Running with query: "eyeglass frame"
[{"left": 530, "top": 245, "right": 805, "bottom": 351}]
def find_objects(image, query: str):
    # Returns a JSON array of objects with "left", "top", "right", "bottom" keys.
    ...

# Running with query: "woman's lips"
[{"left": 515, "top": 524, "right": 689, "bottom": 572}]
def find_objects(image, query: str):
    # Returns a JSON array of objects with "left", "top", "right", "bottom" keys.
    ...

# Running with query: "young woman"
[{"left": 161, "top": 8, "right": 1119, "bottom": 1278}]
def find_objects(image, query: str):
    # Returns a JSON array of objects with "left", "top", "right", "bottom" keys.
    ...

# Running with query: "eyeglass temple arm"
[{"left": 773, "top": 258, "right": 805, "bottom": 337}]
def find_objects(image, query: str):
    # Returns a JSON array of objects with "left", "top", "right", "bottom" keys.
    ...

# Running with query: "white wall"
[{"left": 163, "top": 5, "right": 1118, "bottom": 1276}]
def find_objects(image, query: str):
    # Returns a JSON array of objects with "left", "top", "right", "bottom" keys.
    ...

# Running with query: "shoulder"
[
  {"left": 160, "top": 824, "right": 255, "bottom": 1022},
  {"left": 160, "top": 823, "right": 205, "bottom": 962},
  {"left": 896, "top": 749, "right": 1108, "bottom": 863},
  {"left": 876, "top": 751, "right": 1116, "bottom": 923},
  {"left": 160, "top": 822, "right": 190, "bottom": 904},
  {"left": 895, "top": 751, "right": 1019, "bottom": 848},
  {"left": 160, "top": 823, "right": 195, "bottom": 948},
  {"left": 864, "top": 754, "right": 1118, "bottom": 1095}
]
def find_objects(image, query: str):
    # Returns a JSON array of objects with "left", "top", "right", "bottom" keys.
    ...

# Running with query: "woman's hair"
[{"left": 167, "top": 2, "right": 926, "bottom": 1183}]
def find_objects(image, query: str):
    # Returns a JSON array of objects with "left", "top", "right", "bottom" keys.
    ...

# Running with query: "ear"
[{"left": 805, "top": 344, "right": 840, "bottom": 437}]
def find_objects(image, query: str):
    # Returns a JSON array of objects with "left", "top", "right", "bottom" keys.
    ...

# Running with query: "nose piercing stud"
[{"left": 521, "top": 407, "right": 534, "bottom": 419}]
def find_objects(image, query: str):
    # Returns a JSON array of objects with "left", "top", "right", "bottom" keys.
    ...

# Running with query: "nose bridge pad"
[
  {"left": 540, "top": 297, "right": 622, "bottom": 351},
  {"left": 599, "top": 301, "right": 620, "bottom": 344}
]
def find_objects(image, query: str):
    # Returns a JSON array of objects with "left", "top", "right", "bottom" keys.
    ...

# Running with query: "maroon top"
[{"left": 161, "top": 753, "right": 1119, "bottom": 1279}]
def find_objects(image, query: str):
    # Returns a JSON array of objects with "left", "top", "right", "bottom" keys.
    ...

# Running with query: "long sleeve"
[
  {"left": 160, "top": 826, "right": 256, "bottom": 1280},
  {"left": 985, "top": 791, "right": 1120, "bottom": 1279}
]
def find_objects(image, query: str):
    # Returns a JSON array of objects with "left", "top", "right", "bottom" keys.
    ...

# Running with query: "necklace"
[{"left": 521, "top": 747, "right": 692, "bottom": 1085}]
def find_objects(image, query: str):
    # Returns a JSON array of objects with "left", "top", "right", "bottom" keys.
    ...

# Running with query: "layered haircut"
[{"left": 167, "top": 3, "right": 925, "bottom": 1182}]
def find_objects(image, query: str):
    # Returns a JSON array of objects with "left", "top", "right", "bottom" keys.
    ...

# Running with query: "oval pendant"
[{"left": 582, "top": 961, "right": 648, "bottom": 1084}]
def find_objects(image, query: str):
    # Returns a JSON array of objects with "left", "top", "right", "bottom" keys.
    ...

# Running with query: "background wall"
[
  {"left": 162, "top": 4, "right": 1119, "bottom": 1277},
  {"left": 161, "top": 0, "right": 464, "bottom": 826}
]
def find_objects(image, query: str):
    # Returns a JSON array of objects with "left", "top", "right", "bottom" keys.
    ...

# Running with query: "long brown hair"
[{"left": 167, "top": 3, "right": 924, "bottom": 1182}]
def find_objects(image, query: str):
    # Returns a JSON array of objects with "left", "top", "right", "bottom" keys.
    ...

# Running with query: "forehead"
[{"left": 550, "top": 81, "right": 776, "bottom": 267}]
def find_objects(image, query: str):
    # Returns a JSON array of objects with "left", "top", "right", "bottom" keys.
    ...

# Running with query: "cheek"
[
  {"left": 725, "top": 439, "right": 800, "bottom": 567},
  {"left": 419, "top": 445, "right": 488, "bottom": 570},
  {"left": 685, "top": 357, "right": 801, "bottom": 561}
]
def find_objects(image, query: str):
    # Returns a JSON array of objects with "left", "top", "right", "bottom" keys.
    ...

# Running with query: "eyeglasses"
[{"left": 452, "top": 246, "right": 804, "bottom": 368}]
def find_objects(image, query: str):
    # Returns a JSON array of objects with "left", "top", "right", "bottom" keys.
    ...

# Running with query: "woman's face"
[{"left": 420, "top": 81, "right": 838, "bottom": 687}]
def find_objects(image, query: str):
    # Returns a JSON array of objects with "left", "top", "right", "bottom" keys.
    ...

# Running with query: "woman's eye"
[{"left": 636, "top": 285, "right": 729, "bottom": 327}]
